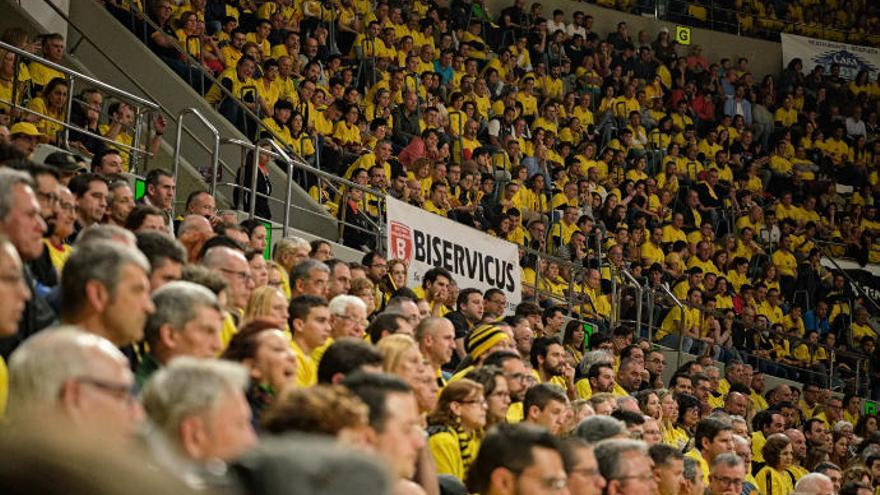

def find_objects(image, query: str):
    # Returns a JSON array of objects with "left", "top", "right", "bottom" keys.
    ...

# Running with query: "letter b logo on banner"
[{"left": 389, "top": 221, "right": 413, "bottom": 263}]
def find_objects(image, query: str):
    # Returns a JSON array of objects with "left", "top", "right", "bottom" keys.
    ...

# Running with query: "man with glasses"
[
  {"left": 482, "top": 288, "right": 507, "bottom": 322},
  {"left": 707, "top": 453, "right": 746, "bottom": 495},
  {"left": 467, "top": 423, "right": 569, "bottom": 495},
  {"left": 202, "top": 245, "right": 253, "bottom": 318},
  {"left": 326, "top": 294, "right": 369, "bottom": 345},
  {"left": 7, "top": 327, "right": 141, "bottom": 439},
  {"left": 362, "top": 251, "right": 387, "bottom": 287},
  {"left": 596, "top": 438, "right": 657, "bottom": 495},
  {"left": 564, "top": 437, "right": 607, "bottom": 495}
]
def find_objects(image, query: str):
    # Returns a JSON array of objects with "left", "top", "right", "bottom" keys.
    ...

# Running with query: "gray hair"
[
  {"left": 0, "top": 168, "right": 33, "bottom": 221},
  {"left": 59, "top": 240, "right": 150, "bottom": 320},
  {"left": 594, "top": 438, "right": 648, "bottom": 481},
  {"left": 141, "top": 357, "right": 249, "bottom": 442},
  {"left": 328, "top": 294, "right": 367, "bottom": 317},
  {"left": 832, "top": 420, "right": 853, "bottom": 433},
  {"left": 144, "top": 281, "right": 221, "bottom": 347},
  {"left": 683, "top": 457, "right": 700, "bottom": 482},
  {"left": 706, "top": 411, "right": 732, "bottom": 425},
  {"left": 732, "top": 434, "right": 749, "bottom": 449},
  {"left": 7, "top": 326, "right": 127, "bottom": 418},
  {"left": 75, "top": 224, "right": 136, "bottom": 246},
  {"left": 290, "top": 259, "right": 329, "bottom": 286},
  {"left": 578, "top": 349, "right": 614, "bottom": 376},
  {"left": 795, "top": 473, "right": 832, "bottom": 494},
  {"left": 711, "top": 452, "right": 744, "bottom": 471},
  {"left": 575, "top": 415, "right": 627, "bottom": 444}
]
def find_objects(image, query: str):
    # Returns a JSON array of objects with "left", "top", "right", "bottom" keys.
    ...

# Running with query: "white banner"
[
  {"left": 781, "top": 33, "right": 880, "bottom": 81},
  {"left": 385, "top": 196, "right": 522, "bottom": 312}
]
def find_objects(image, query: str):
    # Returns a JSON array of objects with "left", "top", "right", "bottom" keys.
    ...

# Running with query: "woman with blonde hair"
[
  {"left": 657, "top": 388, "right": 688, "bottom": 450},
  {"left": 243, "top": 286, "right": 289, "bottom": 329},
  {"left": 376, "top": 334, "right": 423, "bottom": 382},
  {"left": 427, "top": 379, "right": 486, "bottom": 481}
]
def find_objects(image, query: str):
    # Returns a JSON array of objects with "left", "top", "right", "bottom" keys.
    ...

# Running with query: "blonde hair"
[
  {"left": 243, "top": 286, "right": 286, "bottom": 323},
  {"left": 376, "top": 334, "right": 420, "bottom": 374}
]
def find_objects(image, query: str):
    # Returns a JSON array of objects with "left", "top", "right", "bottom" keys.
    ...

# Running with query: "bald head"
[
  {"left": 178, "top": 214, "right": 212, "bottom": 236},
  {"left": 794, "top": 473, "right": 833, "bottom": 495},
  {"left": 785, "top": 428, "right": 807, "bottom": 461},
  {"left": 201, "top": 246, "right": 243, "bottom": 269}
]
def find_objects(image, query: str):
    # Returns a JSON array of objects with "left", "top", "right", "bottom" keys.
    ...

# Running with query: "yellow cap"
[{"left": 9, "top": 122, "right": 43, "bottom": 137}]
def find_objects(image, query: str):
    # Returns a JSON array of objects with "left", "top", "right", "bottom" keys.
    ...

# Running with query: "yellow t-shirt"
[
  {"left": 756, "top": 465, "right": 794, "bottom": 495},
  {"left": 428, "top": 427, "right": 480, "bottom": 481},
  {"left": 291, "top": 338, "right": 318, "bottom": 387},
  {"left": 686, "top": 448, "right": 710, "bottom": 485}
]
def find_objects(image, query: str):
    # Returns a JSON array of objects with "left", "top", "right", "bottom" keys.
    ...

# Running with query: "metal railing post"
[
  {"left": 622, "top": 269, "right": 643, "bottom": 334},
  {"left": 173, "top": 108, "right": 221, "bottom": 196},
  {"left": 660, "top": 282, "right": 687, "bottom": 370},
  {"left": 63, "top": 77, "right": 75, "bottom": 147}
]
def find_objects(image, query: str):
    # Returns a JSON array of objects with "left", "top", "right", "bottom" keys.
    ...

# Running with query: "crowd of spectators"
[
  {"left": 98, "top": 0, "right": 880, "bottom": 382},
  {"left": 0, "top": 0, "right": 879, "bottom": 493}
]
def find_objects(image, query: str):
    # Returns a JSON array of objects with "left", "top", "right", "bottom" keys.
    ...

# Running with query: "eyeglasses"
[
  {"left": 459, "top": 398, "right": 488, "bottom": 407},
  {"left": 571, "top": 467, "right": 600, "bottom": 477},
  {"left": 489, "top": 390, "right": 511, "bottom": 399},
  {"left": 614, "top": 473, "right": 654, "bottom": 483},
  {"left": 219, "top": 267, "right": 253, "bottom": 282},
  {"left": 337, "top": 314, "right": 369, "bottom": 327},
  {"left": 36, "top": 191, "right": 59, "bottom": 204},
  {"left": 711, "top": 477, "right": 744, "bottom": 488},
  {"left": 76, "top": 377, "right": 136, "bottom": 404}
]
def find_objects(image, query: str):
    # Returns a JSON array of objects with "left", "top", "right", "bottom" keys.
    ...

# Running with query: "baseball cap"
[
  {"left": 43, "top": 151, "right": 86, "bottom": 172},
  {"left": 9, "top": 122, "right": 43, "bottom": 138}
]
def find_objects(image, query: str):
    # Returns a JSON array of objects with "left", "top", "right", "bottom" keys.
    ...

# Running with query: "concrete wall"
[{"left": 484, "top": 0, "right": 784, "bottom": 79}]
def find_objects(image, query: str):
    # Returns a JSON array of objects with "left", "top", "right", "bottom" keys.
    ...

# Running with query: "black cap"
[{"left": 43, "top": 151, "right": 85, "bottom": 172}]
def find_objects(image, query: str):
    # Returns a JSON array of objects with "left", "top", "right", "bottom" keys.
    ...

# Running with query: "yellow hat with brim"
[{"left": 10, "top": 122, "right": 43, "bottom": 138}]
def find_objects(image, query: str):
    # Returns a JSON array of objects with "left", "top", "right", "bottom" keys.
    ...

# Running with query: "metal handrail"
[
  {"left": 35, "top": 0, "right": 241, "bottom": 184},
  {"left": 173, "top": 108, "right": 220, "bottom": 195},
  {"left": 0, "top": 41, "right": 158, "bottom": 110},
  {"left": 820, "top": 247, "right": 880, "bottom": 316},
  {"left": 0, "top": 97, "right": 150, "bottom": 157},
  {"left": 620, "top": 268, "right": 644, "bottom": 335}
]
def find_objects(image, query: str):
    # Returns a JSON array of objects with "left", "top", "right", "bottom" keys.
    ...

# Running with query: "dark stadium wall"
[{"left": 484, "top": 0, "right": 784, "bottom": 79}]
